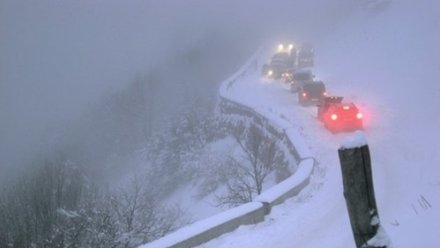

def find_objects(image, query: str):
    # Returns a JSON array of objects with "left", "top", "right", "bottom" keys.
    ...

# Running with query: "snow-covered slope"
[{"left": 201, "top": 1, "right": 440, "bottom": 247}]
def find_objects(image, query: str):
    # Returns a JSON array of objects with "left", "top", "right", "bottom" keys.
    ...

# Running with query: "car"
[
  {"left": 281, "top": 72, "right": 293, "bottom": 83},
  {"left": 298, "top": 81, "right": 326, "bottom": 106},
  {"left": 281, "top": 68, "right": 295, "bottom": 83},
  {"left": 317, "top": 96, "right": 363, "bottom": 133},
  {"left": 290, "top": 68, "right": 314, "bottom": 92}
]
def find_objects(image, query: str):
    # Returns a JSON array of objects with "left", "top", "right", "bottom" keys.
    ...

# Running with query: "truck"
[
  {"left": 262, "top": 52, "right": 294, "bottom": 79},
  {"left": 297, "top": 43, "right": 314, "bottom": 67}
]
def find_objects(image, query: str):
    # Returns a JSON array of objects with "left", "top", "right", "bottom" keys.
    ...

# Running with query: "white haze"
[{"left": 0, "top": 0, "right": 364, "bottom": 181}]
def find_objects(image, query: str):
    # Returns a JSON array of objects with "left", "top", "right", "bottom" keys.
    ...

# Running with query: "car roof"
[
  {"left": 294, "top": 68, "right": 312, "bottom": 74},
  {"left": 329, "top": 102, "right": 359, "bottom": 110},
  {"left": 304, "top": 81, "right": 324, "bottom": 86},
  {"left": 303, "top": 81, "right": 325, "bottom": 91}
]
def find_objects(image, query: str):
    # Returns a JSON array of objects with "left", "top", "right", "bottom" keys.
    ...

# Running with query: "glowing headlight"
[
  {"left": 278, "top": 44, "right": 284, "bottom": 51},
  {"left": 288, "top": 44, "right": 294, "bottom": 50},
  {"left": 268, "top": 70, "right": 273, "bottom": 76}
]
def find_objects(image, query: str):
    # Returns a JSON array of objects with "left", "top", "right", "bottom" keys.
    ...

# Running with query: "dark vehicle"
[
  {"left": 262, "top": 52, "right": 293, "bottom": 79},
  {"left": 297, "top": 50, "right": 314, "bottom": 67},
  {"left": 281, "top": 68, "right": 295, "bottom": 83},
  {"left": 277, "top": 43, "right": 296, "bottom": 56},
  {"left": 271, "top": 52, "right": 295, "bottom": 68},
  {"left": 268, "top": 61, "right": 289, "bottom": 79},
  {"left": 298, "top": 81, "right": 326, "bottom": 106},
  {"left": 270, "top": 52, "right": 294, "bottom": 79},
  {"left": 290, "top": 69, "right": 314, "bottom": 92},
  {"left": 297, "top": 43, "right": 314, "bottom": 67},
  {"left": 317, "top": 96, "right": 363, "bottom": 133}
]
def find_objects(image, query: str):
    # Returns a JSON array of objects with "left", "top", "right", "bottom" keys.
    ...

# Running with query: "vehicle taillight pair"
[{"left": 330, "top": 112, "right": 363, "bottom": 121}]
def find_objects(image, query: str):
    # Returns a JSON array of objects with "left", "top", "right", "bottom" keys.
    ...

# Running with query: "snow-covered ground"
[
  {"left": 200, "top": 1, "right": 440, "bottom": 247},
  {"left": 163, "top": 137, "right": 239, "bottom": 221}
]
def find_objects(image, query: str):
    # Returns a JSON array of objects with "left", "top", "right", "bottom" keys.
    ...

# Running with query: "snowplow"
[
  {"left": 262, "top": 52, "right": 294, "bottom": 79},
  {"left": 276, "top": 43, "right": 296, "bottom": 55}
]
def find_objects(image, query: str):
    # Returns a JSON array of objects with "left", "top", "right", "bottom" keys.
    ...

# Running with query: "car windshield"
[
  {"left": 304, "top": 83, "right": 324, "bottom": 93},
  {"left": 294, "top": 72, "right": 312, "bottom": 81},
  {"left": 299, "top": 51, "right": 313, "bottom": 57}
]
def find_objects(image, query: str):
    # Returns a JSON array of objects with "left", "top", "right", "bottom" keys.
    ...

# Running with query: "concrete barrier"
[
  {"left": 255, "top": 158, "right": 314, "bottom": 207},
  {"left": 140, "top": 202, "right": 267, "bottom": 248}
]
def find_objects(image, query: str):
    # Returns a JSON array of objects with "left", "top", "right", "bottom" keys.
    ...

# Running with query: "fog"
[
  {"left": 0, "top": 0, "right": 362, "bottom": 182},
  {"left": 0, "top": 1, "right": 382, "bottom": 247}
]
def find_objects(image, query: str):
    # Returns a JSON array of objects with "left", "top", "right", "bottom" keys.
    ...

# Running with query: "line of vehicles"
[{"left": 261, "top": 43, "right": 364, "bottom": 133}]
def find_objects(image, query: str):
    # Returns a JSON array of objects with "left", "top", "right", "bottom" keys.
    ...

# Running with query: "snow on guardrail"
[
  {"left": 140, "top": 202, "right": 266, "bottom": 248},
  {"left": 255, "top": 158, "right": 314, "bottom": 206}
]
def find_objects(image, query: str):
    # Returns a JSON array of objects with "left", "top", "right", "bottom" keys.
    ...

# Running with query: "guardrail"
[{"left": 139, "top": 48, "right": 317, "bottom": 248}]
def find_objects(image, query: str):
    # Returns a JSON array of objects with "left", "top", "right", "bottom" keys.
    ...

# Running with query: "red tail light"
[
  {"left": 323, "top": 92, "right": 327, "bottom": 96},
  {"left": 302, "top": 92, "right": 307, "bottom": 97},
  {"left": 331, "top": 114, "right": 338, "bottom": 120},
  {"left": 356, "top": 113, "right": 363, "bottom": 119}
]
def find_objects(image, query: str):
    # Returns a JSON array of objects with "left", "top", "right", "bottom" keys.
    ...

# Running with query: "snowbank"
[{"left": 255, "top": 158, "right": 314, "bottom": 206}]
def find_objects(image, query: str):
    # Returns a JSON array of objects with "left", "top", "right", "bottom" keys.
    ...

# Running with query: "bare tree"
[
  {"left": 214, "top": 156, "right": 255, "bottom": 207},
  {"left": 235, "top": 124, "right": 283, "bottom": 195},
  {"left": 216, "top": 124, "right": 287, "bottom": 207},
  {"left": 110, "top": 176, "right": 188, "bottom": 247},
  {"left": 0, "top": 156, "right": 189, "bottom": 248}
]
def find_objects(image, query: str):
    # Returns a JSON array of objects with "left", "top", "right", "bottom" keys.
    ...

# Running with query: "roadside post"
[{"left": 338, "top": 131, "right": 389, "bottom": 248}]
